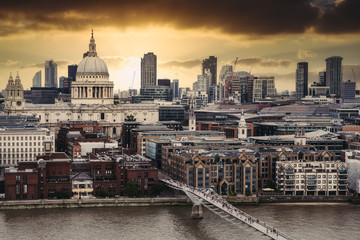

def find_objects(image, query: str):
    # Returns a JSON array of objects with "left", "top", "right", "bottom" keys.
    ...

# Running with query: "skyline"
[{"left": 0, "top": 0, "right": 359, "bottom": 92}]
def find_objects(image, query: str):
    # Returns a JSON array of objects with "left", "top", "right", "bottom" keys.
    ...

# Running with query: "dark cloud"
[
  {"left": 315, "top": 0, "right": 360, "bottom": 34},
  {"left": 0, "top": 0, "right": 357, "bottom": 37},
  {"left": 236, "top": 57, "right": 292, "bottom": 68},
  {"left": 160, "top": 59, "right": 201, "bottom": 68}
]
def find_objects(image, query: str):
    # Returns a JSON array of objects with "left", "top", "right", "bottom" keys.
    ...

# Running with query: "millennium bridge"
[{"left": 161, "top": 177, "right": 296, "bottom": 240}]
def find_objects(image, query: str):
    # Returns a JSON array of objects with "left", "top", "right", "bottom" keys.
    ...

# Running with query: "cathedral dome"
[
  {"left": 77, "top": 56, "right": 109, "bottom": 75},
  {"left": 76, "top": 30, "right": 109, "bottom": 78}
]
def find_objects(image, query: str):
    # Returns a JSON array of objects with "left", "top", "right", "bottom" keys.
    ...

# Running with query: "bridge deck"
[{"left": 161, "top": 178, "right": 296, "bottom": 240}]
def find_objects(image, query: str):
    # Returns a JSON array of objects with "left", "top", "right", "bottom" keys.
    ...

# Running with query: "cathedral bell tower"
[{"left": 4, "top": 72, "right": 24, "bottom": 110}]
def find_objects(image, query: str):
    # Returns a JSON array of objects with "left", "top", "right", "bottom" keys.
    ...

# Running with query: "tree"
[
  {"left": 125, "top": 114, "right": 136, "bottom": 122},
  {"left": 55, "top": 190, "right": 71, "bottom": 199},
  {"left": 96, "top": 189, "right": 109, "bottom": 198},
  {"left": 126, "top": 181, "right": 138, "bottom": 197},
  {"left": 151, "top": 182, "right": 165, "bottom": 196}
]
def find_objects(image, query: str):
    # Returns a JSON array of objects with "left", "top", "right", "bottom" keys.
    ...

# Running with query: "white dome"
[{"left": 76, "top": 56, "right": 109, "bottom": 76}]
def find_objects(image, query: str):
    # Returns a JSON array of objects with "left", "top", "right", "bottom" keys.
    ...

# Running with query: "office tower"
[
  {"left": 319, "top": 72, "right": 326, "bottom": 86},
  {"left": 341, "top": 80, "right": 356, "bottom": 99},
  {"left": 59, "top": 76, "right": 65, "bottom": 88},
  {"left": 45, "top": 60, "right": 58, "bottom": 88},
  {"left": 202, "top": 56, "right": 217, "bottom": 86},
  {"left": 219, "top": 65, "right": 233, "bottom": 85},
  {"left": 252, "top": 76, "right": 275, "bottom": 102},
  {"left": 171, "top": 79, "right": 179, "bottom": 98},
  {"left": 326, "top": 56, "right": 343, "bottom": 96},
  {"left": 296, "top": 62, "right": 308, "bottom": 99},
  {"left": 194, "top": 69, "right": 211, "bottom": 92},
  {"left": 68, "top": 65, "right": 78, "bottom": 81},
  {"left": 158, "top": 79, "right": 171, "bottom": 87},
  {"left": 32, "top": 70, "right": 41, "bottom": 87},
  {"left": 141, "top": 52, "right": 157, "bottom": 88}
]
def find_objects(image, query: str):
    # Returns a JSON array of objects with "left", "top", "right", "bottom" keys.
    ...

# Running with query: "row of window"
[
  {"left": 0, "top": 142, "right": 43, "bottom": 147},
  {"left": 0, "top": 136, "right": 44, "bottom": 141}
]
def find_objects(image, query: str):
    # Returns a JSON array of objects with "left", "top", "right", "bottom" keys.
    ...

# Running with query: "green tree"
[
  {"left": 125, "top": 114, "right": 136, "bottom": 122},
  {"left": 55, "top": 190, "right": 71, "bottom": 199},
  {"left": 126, "top": 181, "right": 138, "bottom": 197},
  {"left": 96, "top": 189, "right": 109, "bottom": 198},
  {"left": 151, "top": 182, "right": 165, "bottom": 196}
]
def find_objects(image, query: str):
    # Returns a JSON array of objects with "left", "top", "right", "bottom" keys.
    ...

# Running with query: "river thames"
[{"left": 0, "top": 204, "right": 359, "bottom": 240}]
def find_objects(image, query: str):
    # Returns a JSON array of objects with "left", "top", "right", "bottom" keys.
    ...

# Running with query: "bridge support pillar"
[{"left": 191, "top": 204, "right": 203, "bottom": 219}]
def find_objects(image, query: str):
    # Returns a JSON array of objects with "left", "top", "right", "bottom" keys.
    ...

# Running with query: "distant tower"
[
  {"left": 296, "top": 62, "right": 308, "bottom": 99},
  {"left": 141, "top": 52, "right": 157, "bottom": 88},
  {"left": 326, "top": 56, "right": 343, "bottom": 96},
  {"left": 32, "top": 70, "right": 41, "bottom": 87},
  {"left": 202, "top": 56, "right": 217, "bottom": 86},
  {"left": 237, "top": 110, "right": 247, "bottom": 139},
  {"left": 294, "top": 129, "right": 306, "bottom": 146},
  {"left": 5, "top": 72, "right": 24, "bottom": 109},
  {"left": 171, "top": 79, "right": 179, "bottom": 98},
  {"left": 189, "top": 95, "right": 196, "bottom": 131},
  {"left": 45, "top": 60, "right": 58, "bottom": 88}
]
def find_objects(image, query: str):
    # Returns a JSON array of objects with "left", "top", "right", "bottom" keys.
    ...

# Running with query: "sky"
[{"left": 0, "top": 0, "right": 359, "bottom": 93}]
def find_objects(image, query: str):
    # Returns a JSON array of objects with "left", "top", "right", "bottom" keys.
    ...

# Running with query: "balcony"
[{"left": 339, "top": 181, "right": 347, "bottom": 185}]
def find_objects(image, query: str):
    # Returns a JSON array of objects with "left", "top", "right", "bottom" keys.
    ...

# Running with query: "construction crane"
[
  {"left": 129, "top": 71, "right": 136, "bottom": 90},
  {"left": 225, "top": 57, "right": 238, "bottom": 101}
]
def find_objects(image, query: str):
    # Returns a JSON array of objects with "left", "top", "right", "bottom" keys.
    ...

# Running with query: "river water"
[{"left": 0, "top": 204, "right": 359, "bottom": 240}]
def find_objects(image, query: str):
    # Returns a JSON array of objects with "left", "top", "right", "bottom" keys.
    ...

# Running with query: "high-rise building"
[
  {"left": 171, "top": 79, "right": 179, "bottom": 98},
  {"left": 59, "top": 76, "right": 65, "bottom": 88},
  {"left": 45, "top": 60, "right": 58, "bottom": 88},
  {"left": 326, "top": 56, "right": 343, "bottom": 96},
  {"left": 319, "top": 72, "right": 326, "bottom": 86},
  {"left": 296, "top": 62, "right": 308, "bottom": 99},
  {"left": 341, "top": 80, "right": 356, "bottom": 99},
  {"left": 194, "top": 70, "right": 211, "bottom": 92},
  {"left": 32, "top": 70, "right": 41, "bottom": 87},
  {"left": 219, "top": 65, "right": 232, "bottom": 85},
  {"left": 68, "top": 65, "right": 78, "bottom": 81},
  {"left": 202, "top": 56, "right": 217, "bottom": 86},
  {"left": 141, "top": 52, "right": 157, "bottom": 88},
  {"left": 252, "top": 76, "right": 276, "bottom": 102}
]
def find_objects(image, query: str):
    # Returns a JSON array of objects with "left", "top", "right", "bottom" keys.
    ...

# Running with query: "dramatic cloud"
[
  {"left": 160, "top": 59, "right": 201, "bottom": 69},
  {"left": 297, "top": 50, "right": 317, "bottom": 60},
  {"left": 0, "top": 0, "right": 357, "bottom": 36},
  {"left": 236, "top": 57, "right": 292, "bottom": 68},
  {"left": 315, "top": 0, "right": 360, "bottom": 33}
]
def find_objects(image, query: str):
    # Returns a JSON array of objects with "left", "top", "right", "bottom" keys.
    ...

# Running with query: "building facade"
[
  {"left": 164, "top": 149, "right": 258, "bottom": 195},
  {"left": 253, "top": 76, "right": 275, "bottom": 102},
  {"left": 202, "top": 56, "right": 217, "bottom": 86},
  {"left": 326, "top": 56, "right": 343, "bottom": 96},
  {"left": 0, "top": 125, "right": 54, "bottom": 166},
  {"left": 141, "top": 52, "right": 157, "bottom": 88},
  {"left": 32, "top": 71, "right": 41, "bottom": 87},
  {"left": 45, "top": 60, "right": 58, "bottom": 88},
  {"left": 276, "top": 160, "right": 348, "bottom": 196},
  {"left": 296, "top": 62, "right": 308, "bottom": 99}
]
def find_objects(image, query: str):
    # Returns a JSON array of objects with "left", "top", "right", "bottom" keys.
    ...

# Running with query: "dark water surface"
[{"left": 0, "top": 204, "right": 359, "bottom": 240}]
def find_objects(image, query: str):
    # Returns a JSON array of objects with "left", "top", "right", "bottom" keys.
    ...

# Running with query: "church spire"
[{"left": 88, "top": 29, "right": 97, "bottom": 57}]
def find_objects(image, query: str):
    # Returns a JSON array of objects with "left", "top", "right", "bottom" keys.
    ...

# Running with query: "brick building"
[{"left": 4, "top": 151, "right": 158, "bottom": 200}]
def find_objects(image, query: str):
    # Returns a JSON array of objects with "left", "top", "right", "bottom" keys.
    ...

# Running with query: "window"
[{"left": 101, "top": 113, "right": 105, "bottom": 120}]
